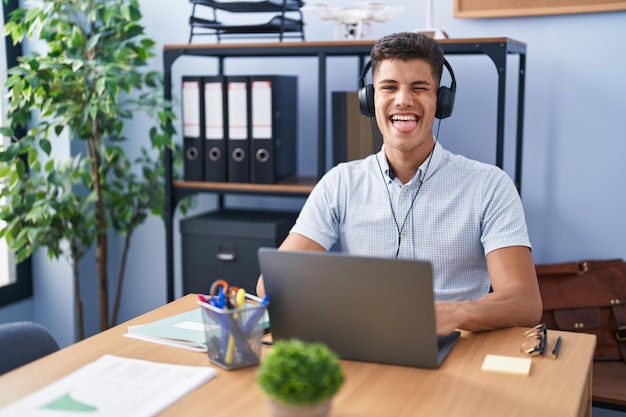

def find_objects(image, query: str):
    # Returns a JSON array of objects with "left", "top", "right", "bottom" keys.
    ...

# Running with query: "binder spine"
[
  {"left": 182, "top": 76, "right": 204, "bottom": 181},
  {"left": 203, "top": 76, "right": 227, "bottom": 182},
  {"left": 250, "top": 76, "right": 297, "bottom": 184},
  {"left": 226, "top": 76, "right": 250, "bottom": 183}
]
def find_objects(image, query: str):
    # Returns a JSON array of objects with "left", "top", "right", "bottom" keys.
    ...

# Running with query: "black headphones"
[{"left": 358, "top": 58, "right": 457, "bottom": 120}]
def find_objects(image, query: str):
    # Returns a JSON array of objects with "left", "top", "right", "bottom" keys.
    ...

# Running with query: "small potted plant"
[{"left": 257, "top": 338, "right": 345, "bottom": 417}]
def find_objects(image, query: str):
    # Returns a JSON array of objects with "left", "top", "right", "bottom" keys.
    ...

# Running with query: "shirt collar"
[{"left": 377, "top": 140, "right": 443, "bottom": 184}]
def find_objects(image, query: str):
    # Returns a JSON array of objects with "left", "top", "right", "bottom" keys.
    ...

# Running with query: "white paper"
[{"left": 0, "top": 354, "right": 217, "bottom": 417}]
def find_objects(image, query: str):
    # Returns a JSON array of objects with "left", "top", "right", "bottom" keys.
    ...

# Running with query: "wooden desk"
[{"left": 0, "top": 295, "right": 596, "bottom": 417}]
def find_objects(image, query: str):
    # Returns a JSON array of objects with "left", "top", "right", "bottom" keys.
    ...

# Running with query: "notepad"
[
  {"left": 481, "top": 354, "right": 532, "bottom": 376},
  {"left": 125, "top": 309, "right": 215, "bottom": 352},
  {"left": 125, "top": 307, "right": 270, "bottom": 352}
]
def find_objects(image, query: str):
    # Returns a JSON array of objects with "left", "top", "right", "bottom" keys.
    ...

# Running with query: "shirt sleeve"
[
  {"left": 480, "top": 168, "right": 532, "bottom": 255},
  {"left": 290, "top": 166, "right": 342, "bottom": 250}
]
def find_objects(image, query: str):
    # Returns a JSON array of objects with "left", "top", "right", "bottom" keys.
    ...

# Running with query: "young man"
[{"left": 256, "top": 32, "right": 542, "bottom": 335}]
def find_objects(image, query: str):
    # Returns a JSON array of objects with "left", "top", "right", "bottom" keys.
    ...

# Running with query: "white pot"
[{"left": 267, "top": 398, "right": 332, "bottom": 417}]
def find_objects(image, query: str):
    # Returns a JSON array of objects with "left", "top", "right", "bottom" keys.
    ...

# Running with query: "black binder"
[
  {"left": 226, "top": 76, "right": 250, "bottom": 183},
  {"left": 182, "top": 76, "right": 204, "bottom": 181},
  {"left": 332, "top": 91, "right": 381, "bottom": 165},
  {"left": 249, "top": 75, "right": 297, "bottom": 184},
  {"left": 202, "top": 76, "right": 227, "bottom": 182}
]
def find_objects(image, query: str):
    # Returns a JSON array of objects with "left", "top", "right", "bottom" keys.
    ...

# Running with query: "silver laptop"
[{"left": 258, "top": 248, "right": 460, "bottom": 368}]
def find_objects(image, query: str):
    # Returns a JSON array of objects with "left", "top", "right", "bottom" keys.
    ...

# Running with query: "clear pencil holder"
[{"left": 199, "top": 301, "right": 266, "bottom": 370}]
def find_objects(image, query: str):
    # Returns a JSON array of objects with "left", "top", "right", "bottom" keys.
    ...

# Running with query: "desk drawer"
[{"left": 181, "top": 209, "right": 298, "bottom": 294}]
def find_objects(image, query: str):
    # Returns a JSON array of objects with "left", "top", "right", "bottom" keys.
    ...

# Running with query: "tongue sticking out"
[{"left": 393, "top": 119, "right": 417, "bottom": 133}]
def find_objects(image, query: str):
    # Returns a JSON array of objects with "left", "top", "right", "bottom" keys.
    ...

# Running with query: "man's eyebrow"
[{"left": 376, "top": 79, "right": 433, "bottom": 86}]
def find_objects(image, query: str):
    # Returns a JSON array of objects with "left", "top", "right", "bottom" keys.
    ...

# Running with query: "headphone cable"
[{"left": 374, "top": 117, "right": 442, "bottom": 258}]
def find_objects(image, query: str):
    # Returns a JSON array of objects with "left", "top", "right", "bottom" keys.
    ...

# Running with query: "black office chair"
[{"left": 0, "top": 321, "right": 60, "bottom": 375}]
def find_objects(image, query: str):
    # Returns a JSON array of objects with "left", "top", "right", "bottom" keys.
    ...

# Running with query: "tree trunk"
[
  {"left": 72, "top": 252, "right": 84, "bottom": 341},
  {"left": 87, "top": 128, "right": 109, "bottom": 332},
  {"left": 111, "top": 229, "right": 133, "bottom": 326}
]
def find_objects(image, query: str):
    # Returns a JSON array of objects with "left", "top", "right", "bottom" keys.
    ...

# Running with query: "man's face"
[{"left": 373, "top": 58, "right": 438, "bottom": 155}]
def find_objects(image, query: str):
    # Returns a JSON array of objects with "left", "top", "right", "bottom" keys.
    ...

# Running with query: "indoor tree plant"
[
  {"left": 0, "top": 0, "right": 184, "bottom": 338},
  {"left": 257, "top": 338, "right": 345, "bottom": 417}
]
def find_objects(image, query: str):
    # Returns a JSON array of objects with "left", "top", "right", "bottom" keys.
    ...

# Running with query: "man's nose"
[{"left": 394, "top": 87, "right": 413, "bottom": 106}]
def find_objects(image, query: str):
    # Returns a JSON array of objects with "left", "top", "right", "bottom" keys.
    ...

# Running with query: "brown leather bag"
[{"left": 536, "top": 259, "right": 626, "bottom": 362}]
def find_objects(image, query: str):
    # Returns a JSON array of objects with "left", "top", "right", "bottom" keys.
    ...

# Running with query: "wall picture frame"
[{"left": 454, "top": 0, "right": 626, "bottom": 18}]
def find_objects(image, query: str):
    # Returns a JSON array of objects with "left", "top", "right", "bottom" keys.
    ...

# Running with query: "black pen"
[{"left": 551, "top": 336, "right": 562, "bottom": 359}]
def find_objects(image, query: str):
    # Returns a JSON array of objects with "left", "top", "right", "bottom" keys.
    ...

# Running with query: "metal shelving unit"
[{"left": 162, "top": 38, "right": 527, "bottom": 301}]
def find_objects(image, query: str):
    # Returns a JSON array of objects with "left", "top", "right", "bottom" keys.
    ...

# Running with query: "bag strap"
[
  {"left": 535, "top": 261, "right": 589, "bottom": 276},
  {"left": 612, "top": 303, "right": 626, "bottom": 363}
]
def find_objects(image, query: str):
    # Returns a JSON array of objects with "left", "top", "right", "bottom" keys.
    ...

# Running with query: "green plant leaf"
[
  {"left": 39, "top": 138, "right": 52, "bottom": 155},
  {"left": 72, "top": 60, "right": 84, "bottom": 72},
  {"left": 86, "top": 34, "right": 101, "bottom": 51},
  {"left": 0, "top": 126, "right": 14, "bottom": 137}
]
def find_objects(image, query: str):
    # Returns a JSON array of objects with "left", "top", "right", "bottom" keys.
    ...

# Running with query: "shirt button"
[{"left": 401, "top": 230, "right": 408, "bottom": 238}]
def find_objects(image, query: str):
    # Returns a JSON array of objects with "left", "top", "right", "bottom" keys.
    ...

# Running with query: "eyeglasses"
[{"left": 521, "top": 323, "right": 547, "bottom": 356}]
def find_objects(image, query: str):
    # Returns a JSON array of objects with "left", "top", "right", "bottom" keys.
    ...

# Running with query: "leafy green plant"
[
  {"left": 257, "top": 339, "right": 345, "bottom": 406},
  {"left": 0, "top": 0, "right": 186, "bottom": 338}
]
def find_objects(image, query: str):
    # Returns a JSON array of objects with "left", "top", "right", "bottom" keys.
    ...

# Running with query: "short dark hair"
[{"left": 370, "top": 32, "right": 445, "bottom": 86}]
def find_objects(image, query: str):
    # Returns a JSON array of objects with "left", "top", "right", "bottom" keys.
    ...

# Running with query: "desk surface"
[{"left": 0, "top": 294, "right": 596, "bottom": 417}]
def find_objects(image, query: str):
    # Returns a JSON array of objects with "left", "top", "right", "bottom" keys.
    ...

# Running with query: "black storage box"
[{"left": 180, "top": 209, "right": 298, "bottom": 295}]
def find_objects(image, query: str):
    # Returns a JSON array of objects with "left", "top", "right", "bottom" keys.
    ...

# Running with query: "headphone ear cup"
[
  {"left": 358, "top": 84, "right": 375, "bottom": 117},
  {"left": 436, "top": 86, "right": 455, "bottom": 120}
]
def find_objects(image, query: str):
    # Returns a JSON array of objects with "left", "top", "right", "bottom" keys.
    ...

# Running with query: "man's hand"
[{"left": 434, "top": 301, "right": 463, "bottom": 335}]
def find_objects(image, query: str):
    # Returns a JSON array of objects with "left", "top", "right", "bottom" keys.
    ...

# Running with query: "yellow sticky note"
[{"left": 481, "top": 354, "right": 532, "bottom": 376}]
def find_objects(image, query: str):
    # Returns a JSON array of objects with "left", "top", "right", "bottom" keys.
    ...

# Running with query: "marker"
[
  {"left": 225, "top": 288, "right": 247, "bottom": 365},
  {"left": 551, "top": 336, "right": 562, "bottom": 359},
  {"left": 217, "top": 286, "right": 226, "bottom": 309},
  {"left": 241, "top": 294, "right": 269, "bottom": 334}
]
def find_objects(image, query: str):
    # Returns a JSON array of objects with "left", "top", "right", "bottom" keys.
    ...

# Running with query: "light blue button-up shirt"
[{"left": 291, "top": 143, "right": 531, "bottom": 302}]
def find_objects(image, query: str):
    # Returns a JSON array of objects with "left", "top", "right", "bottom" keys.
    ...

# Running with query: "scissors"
[{"left": 209, "top": 279, "right": 244, "bottom": 309}]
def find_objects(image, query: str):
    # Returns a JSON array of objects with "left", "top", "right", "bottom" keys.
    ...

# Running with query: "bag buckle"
[{"left": 617, "top": 326, "right": 626, "bottom": 342}]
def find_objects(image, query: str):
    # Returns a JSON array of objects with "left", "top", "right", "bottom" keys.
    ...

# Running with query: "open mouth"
[{"left": 391, "top": 114, "right": 418, "bottom": 132}]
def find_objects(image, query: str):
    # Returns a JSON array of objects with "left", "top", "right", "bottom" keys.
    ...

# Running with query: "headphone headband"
[{"left": 358, "top": 60, "right": 372, "bottom": 90}]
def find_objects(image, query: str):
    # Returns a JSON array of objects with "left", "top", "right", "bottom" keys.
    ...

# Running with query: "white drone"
[{"left": 302, "top": 2, "right": 404, "bottom": 40}]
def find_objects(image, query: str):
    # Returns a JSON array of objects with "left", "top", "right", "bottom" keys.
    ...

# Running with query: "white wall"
[{"left": 1, "top": 1, "right": 625, "bottom": 348}]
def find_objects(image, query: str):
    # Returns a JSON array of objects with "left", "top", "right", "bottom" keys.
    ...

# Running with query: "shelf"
[
  {"left": 164, "top": 38, "right": 525, "bottom": 58},
  {"left": 163, "top": 38, "right": 527, "bottom": 186},
  {"left": 173, "top": 176, "right": 315, "bottom": 197}
]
